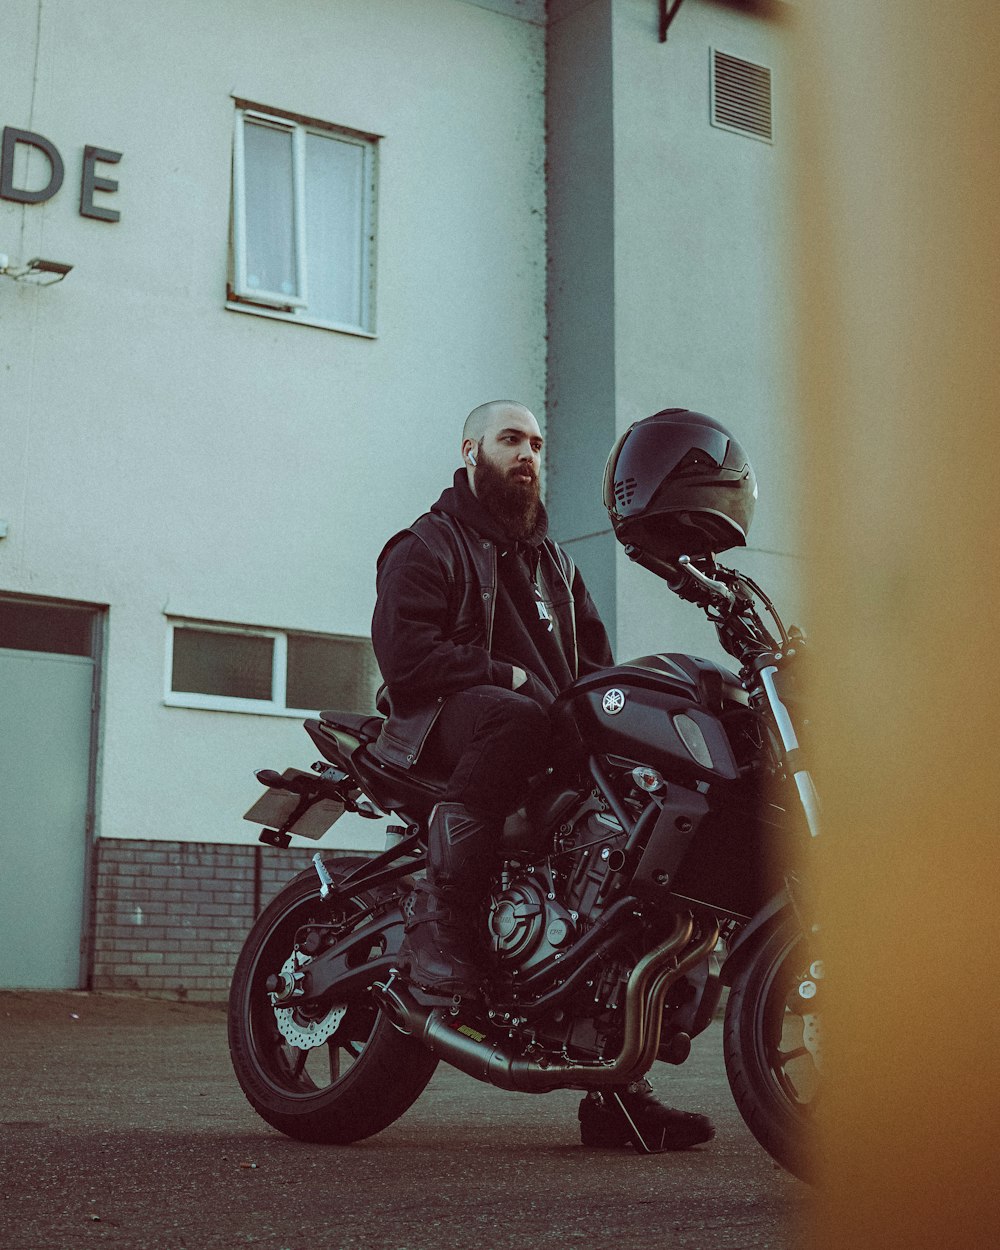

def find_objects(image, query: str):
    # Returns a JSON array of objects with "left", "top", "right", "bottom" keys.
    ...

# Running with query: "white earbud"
[{"left": 467, "top": 450, "right": 477, "bottom": 466}]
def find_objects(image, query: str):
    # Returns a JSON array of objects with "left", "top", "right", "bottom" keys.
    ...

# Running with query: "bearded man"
[{"left": 370, "top": 400, "right": 714, "bottom": 1152}]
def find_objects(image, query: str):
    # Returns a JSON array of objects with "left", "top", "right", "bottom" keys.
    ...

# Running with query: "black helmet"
[{"left": 603, "top": 408, "right": 757, "bottom": 564}]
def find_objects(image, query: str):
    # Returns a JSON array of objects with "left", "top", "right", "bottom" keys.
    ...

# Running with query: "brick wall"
[{"left": 90, "top": 839, "right": 365, "bottom": 1001}]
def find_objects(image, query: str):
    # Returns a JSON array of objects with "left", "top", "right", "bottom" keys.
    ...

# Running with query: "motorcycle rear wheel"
[
  {"left": 723, "top": 912, "right": 820, "bottom": 1183},
  {"left": 228, "top": 857, "right": 438, "bottom": 1143}
]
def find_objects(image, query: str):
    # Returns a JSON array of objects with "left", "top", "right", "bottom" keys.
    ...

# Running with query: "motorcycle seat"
[
  {"left": 318, "top": 710, "right": 384, "bottom": 741},
  {"left": 352, "top": 743, "right": 450, "bottom": 804},
  {"left": 313, "top": 711, "right": 556, "bottom": 856}
]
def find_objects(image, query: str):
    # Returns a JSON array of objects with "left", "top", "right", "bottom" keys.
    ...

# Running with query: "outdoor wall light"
[{"left": 0, "top": 253, "right": 73, "bottom": 284}]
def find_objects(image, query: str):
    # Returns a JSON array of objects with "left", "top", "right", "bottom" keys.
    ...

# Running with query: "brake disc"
[
  {"left": 801, "top": 1012, "right": 822, "bottom": 1072},
  {"left": 272, "top": 952, "right": 348, "bottom": 1049}
]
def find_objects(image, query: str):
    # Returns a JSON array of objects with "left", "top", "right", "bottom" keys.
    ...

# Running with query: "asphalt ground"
[{"left": 0, "top": 991, "right": 810, "bottom": 1250}]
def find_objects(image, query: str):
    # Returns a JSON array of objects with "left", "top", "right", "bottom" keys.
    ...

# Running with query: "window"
[
  {"left": 166, "top": 620, "right": 381, "bottom": 716},
  {"left": 229, "top": 101, "right": 377, "bottom": 335},
  {"left": 0, "top": 596, "right": 97, "bottom": 657}
]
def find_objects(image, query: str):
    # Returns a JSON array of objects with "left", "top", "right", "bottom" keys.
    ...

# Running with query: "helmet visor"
[{"left": 604, "top": 418, "right": 743, "bottom": 519}]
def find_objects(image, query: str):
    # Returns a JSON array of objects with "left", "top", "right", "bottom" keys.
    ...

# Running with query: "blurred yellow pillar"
[{"left": 796, "top": 3, "right": 1000, "bottom": 1246}]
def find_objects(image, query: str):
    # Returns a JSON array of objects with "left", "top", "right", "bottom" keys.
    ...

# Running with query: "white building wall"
[
  {"left": 610, "top": 0, "right": 800, "bottom": 664},
  {"left": 1, "top": 0, "right": 547, "bottom": 846},
  {"left": 546, "top": 0, "right": 799, "bottom": 670},
  {"left": 3, "top": 0, "right": 798, "bottom": 860}
]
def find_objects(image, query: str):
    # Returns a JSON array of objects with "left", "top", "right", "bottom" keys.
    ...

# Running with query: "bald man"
[
  {"left": 372, "top": 400, "right": 612, "bottom": 989},
  {"left": 370, "top": 401, "right": 714, "bottom": 1152}
]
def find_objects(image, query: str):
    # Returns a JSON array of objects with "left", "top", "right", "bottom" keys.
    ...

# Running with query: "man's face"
[
  {"left": 470, "top": 408, "right": 544, "bottom": 538},
  {"left": 478, "top": 410, "right": 543, "bottom": 485}
]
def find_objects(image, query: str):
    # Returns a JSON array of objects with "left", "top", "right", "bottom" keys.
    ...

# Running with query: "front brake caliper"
[{"left": 787, "top": 958, "right": 823, "bottom": 1072}]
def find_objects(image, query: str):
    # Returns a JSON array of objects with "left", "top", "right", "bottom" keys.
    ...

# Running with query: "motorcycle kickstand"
[{"left": 609, "top": 1091, "right": 674, "bottom": 1155}]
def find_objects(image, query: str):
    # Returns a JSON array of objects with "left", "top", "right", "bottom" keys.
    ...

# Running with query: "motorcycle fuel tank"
[{"left": 553, "top": 653, "right": 745, "bottom": 785}]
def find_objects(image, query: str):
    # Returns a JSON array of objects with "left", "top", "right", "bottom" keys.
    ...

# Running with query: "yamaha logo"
[{"left": 602, "top": 688, "right": 626, "bottom": 716}]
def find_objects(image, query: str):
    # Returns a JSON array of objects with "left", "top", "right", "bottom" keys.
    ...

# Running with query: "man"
[{"left": 371, "top": 401, "right": 714, "bottom": 1151}]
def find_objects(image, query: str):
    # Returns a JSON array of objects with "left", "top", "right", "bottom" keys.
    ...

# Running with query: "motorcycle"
[{"left": 228, "top": 550, "right": 820, "bottom": 1182}]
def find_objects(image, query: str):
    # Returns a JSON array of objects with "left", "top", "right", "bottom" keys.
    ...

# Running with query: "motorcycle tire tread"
[
  {"left": 228, "top": 859, "right": 439, "bottom": 1144},
  {"left": 722, "top": 911, "right": 818, "bottom": 1184}
]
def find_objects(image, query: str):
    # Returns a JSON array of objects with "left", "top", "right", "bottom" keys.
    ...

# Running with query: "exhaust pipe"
[{"left": 373, "top": 914, "right": 720, "bottom": 1093}]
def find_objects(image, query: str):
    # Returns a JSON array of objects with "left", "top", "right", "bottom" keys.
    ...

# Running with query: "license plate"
[{"left": 243, "top": 769, "right": 345, "bottom": 841}]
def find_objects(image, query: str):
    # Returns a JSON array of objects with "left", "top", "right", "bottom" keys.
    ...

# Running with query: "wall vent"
[{"left": 711, "top": 49, "right": 773, "bottom": 143}]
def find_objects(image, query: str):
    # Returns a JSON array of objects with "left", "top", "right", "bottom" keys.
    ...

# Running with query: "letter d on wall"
[{"left": 0, "top": 127, "right": 65, "bottom": 204}]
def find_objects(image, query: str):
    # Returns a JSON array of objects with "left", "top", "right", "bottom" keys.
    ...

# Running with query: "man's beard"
[{"left": 474, "top": 450, "right": 542, "bottom": 541}]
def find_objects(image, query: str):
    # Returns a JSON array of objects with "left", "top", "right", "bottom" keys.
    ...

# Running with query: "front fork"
[
  {"left": 758, "top": 663, "right": 821, "bottom": 840},
  {"left": 758, "top": 658, "right": 824, "bottom": 1070}
]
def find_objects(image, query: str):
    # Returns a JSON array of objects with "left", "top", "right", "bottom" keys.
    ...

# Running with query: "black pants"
[{"left": 419, "top": 685, "right": 552, "bottom": 819}]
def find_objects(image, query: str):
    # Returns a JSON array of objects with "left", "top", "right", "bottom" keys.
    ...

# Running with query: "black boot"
[
  {"left": 578, "top": 1080, "right": 715, "bottom": 1150},
  {"left": 400, "top": 880, "right": 483, "bottom": 997},
  {"left": 400, "top": 803, "right": 499, "bottom": 998}
]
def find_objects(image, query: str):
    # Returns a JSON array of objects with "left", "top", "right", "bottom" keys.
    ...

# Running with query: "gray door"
[{"left": 0, "top": 643, "right": 96, "bottom": 988}]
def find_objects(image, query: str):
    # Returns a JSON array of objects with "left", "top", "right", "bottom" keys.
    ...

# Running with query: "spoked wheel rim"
[
  {"left": 242, "top": 888, "right": 386, "bottom": 1101},
  {"left": 753, "top": 928, "right": 821, "bottom": 1124}
]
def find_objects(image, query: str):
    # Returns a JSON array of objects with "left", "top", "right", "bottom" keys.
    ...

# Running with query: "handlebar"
[
  {"left": 669, "top": 553, "right": 790, "bottom": 665},
  {"left": 675, "top": 555, "right": 736, "bottom": 611},
  {"left": 622, "top": 541, "right": 791, "bottom": 664}
]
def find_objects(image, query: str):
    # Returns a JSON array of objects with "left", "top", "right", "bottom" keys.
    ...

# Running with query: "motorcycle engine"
[
  {"left": 484, "top": 788, "right": 718, "bottom": 1066},
  {"left": 487, "top": 877, "right": 577, "bottom": 979},
  {"left": 486, "top": 868, "right": 631, "bottom": 1062},
  {"left": 488, "top": 801, "right": 630, "bottom": 981},
  {"left": 485, "top": 793, "right": 683, "bottom": 1062}
]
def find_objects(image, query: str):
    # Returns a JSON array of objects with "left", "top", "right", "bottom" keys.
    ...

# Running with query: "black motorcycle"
[{"left": 227, "top": 544, "right": 821, "bottom": 1182}]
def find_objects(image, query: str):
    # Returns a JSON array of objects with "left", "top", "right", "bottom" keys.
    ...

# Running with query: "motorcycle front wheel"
[
  {"left": 723, "top": 912, "right": 821, "bottom": 1183},
  {"left": 228, "top": 856, "right": 438, "bottom": 1143}
]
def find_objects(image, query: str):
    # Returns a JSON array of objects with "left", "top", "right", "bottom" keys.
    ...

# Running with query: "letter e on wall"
[{"left": 80, "top": 146, "right": 122, "bottom": 221}]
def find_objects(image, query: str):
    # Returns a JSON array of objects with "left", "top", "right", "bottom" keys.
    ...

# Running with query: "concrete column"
[{"left": 545, "top": 0, "right": 617, "bottom": 638}]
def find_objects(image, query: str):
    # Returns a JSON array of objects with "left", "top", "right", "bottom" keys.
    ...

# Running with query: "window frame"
[
  {"left": 164, "top": 618, "right": 377, "bottom": 718},
  {"left": 228, "top": 100, "right": 379, "bottom": 337}
]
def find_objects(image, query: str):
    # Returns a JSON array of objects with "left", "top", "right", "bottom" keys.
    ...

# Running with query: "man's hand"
[{"left": 512, "top": 666, "right": 528, "bottom": 690}]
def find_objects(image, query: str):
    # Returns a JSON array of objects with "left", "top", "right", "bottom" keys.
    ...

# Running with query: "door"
[{"left": 0, "top": 598, "right": 100, "bottom": 988}]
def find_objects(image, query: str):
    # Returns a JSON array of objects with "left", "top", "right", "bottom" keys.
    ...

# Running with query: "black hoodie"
[{"left": 371, "top": 470, "right": 613, "bottom": 767}]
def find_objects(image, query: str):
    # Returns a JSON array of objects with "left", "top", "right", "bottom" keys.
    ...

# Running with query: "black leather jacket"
[{"left": 370, "top": 472, "right": 612, "bottom": 769}]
